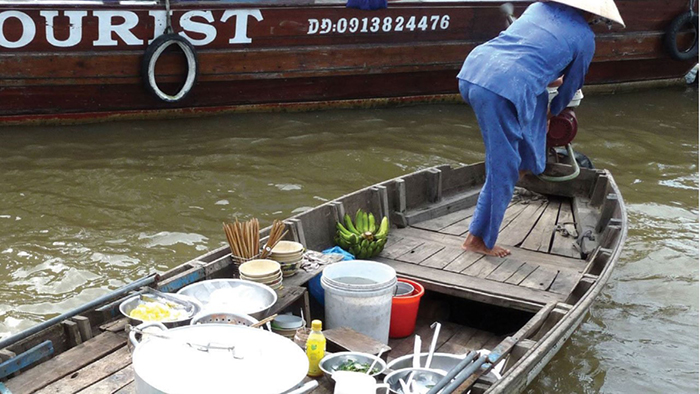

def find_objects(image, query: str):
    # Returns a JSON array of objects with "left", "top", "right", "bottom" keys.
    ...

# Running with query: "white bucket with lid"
[{"left": 321, "top": 260, "right": 397, "bottom": 344}]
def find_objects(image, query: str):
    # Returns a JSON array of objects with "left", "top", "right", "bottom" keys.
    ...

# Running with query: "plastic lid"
[{"left": 311, "top": 319, "right": 322, "bottom": 331}]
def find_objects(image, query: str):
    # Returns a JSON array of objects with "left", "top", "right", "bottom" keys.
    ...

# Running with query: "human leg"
[{"left": 460, "top": 82, "right": 522, "bottom": 256}]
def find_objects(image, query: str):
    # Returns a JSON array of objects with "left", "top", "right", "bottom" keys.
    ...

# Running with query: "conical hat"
[{"left": 550, "top": 0, "right": 625, "bottom": 27}]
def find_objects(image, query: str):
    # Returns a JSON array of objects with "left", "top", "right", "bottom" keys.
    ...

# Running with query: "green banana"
[
  {"left": 362, "top": 212, "right": 370, "bottom": 234},
  {"left": 368, "top": 213, "right": 376, "bottom": 234},
  {"left": 375, "top": 217, "right": 389, "bottom": 238},
  {"left": 344, "top": 214, "right": 361, "bottom": 235},
  {"left": 355, "top": 210, "right": 364, "bottom": 233},
  {"left": 336, "top": 222, "right": 353, "bottom": 237}
]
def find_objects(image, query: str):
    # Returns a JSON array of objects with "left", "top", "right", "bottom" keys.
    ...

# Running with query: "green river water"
[{"left": 0, "top": 86, "right": 697, "bottom": 393}]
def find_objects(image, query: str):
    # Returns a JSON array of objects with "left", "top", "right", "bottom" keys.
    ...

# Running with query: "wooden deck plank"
[
  {"left": 379, "top": 236, "right": 424, "bottom": 260},
  {"left": 376, "top": 258, "right": 565, "bottom": 309},
  {"left": 5, "top": 332, "right": 127, "bottom": 394},
  {"left": 387, "top": 320, "right": 461, "bottom": 363},
  {"left": 497, "top": 201, "right": 548, "bottom": 247},
  {"left": 550, "top": 200, "right": 581, "bottom": 258},
  {"left": 80, "top": 365, "right": 134, "bottom": 394},
  {"left": 504, "top": 262, "right": 539, "bottom": 286},
  {"left": 396, "top": 243, "right": 444, "bottom": 265},
  {"left": 414, "top": 206, "right": 476, "bottom": 232},
  {"left": 519, "top": 266, "right": 559, "bottom": 291},
  {"left": 113, "top": 381, "right": 136, "bottom": 394},
  {"left": 35, "top": 346, "right": 131, "bottom": 394},
  {"left": 461, "top": 255, "right": 506, "bottom": 278},
  {"left": 443, "top": 251, "right": 484, "bottom": 273},
  {"left": 521, "top": 200, "right": 562, "bottom": 253},
  {"left": 391, "top": 226, "right": 586, "bottom": 272},
  {"left": 548, "top": 269, "right": 583, "bottom": 295},
  {"left": 485, "top": 259, "right": 526, "bottom": 283},
  {"left": 420, "top": 246, "right": 465, "bottom": 269},
  {"left": 435, "top": 327, "right": 479, "bottom": 355}
]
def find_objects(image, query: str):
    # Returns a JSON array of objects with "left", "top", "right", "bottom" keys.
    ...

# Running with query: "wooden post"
[
  {"left": 62, "top": 320, "right": 82, "bottom": 348},
  {"left": 595, "top": 193, "right": 618, "bottom": 233},
  {"left": 284, "top": 218, "right": 307, "bottom": 247},
  {"left": 428, "top": 168, "right": 443, "bottom": 203},
  {"left": 590, "top": 174, "right": 609, "bottom": 206},
  {"left": 70, "top": 316, "right": 93, "bottom": 341},
  {"left": 372, "top": 185, "right": 389, "bottom": 221},
  {"left": 330, "top": 201, "right": 345, "bottom": 223},
  {"left": 392, "top": 179, "right": 408, "bottom": 228}
]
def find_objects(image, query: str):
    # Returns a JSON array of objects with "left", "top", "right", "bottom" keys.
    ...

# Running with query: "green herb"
[{"left": 333, "top": 359, "right": 380, "bottom": 374}]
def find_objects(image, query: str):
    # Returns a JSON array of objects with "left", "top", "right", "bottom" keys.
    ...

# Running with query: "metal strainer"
[{"left": 190, "top": 311, "right": 258, "bottom": 326}]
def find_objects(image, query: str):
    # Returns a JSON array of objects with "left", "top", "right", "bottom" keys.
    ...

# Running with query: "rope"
[
  {"left": 537, "top": 144, "right": 581, "bottom": 182},
  {"left": 165, "top": 0, "right": 173, "bottom": 34}
]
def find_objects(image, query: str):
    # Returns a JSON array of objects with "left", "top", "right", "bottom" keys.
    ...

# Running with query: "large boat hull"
[{"left": 0, "top": 0, "right": 695, "bottom": 123}]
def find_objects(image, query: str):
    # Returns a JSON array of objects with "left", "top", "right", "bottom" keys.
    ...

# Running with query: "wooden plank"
[
  {"left": 404, "top": 187, "right": 481, "bottom": 227},
  {"left": 388, "top": 321, "right": 461, "bottom": 362},
  {"left": 520, "top": 200, "right": 561, "bottom": 253},
  {"left": 268, "top": 286, "right": 307, "bottom": 318},
  {"left": 36, "top": 346, "right": 132, "bottom": 394},
  {"left": 391, "top": 226, "right": 586, "bottom": 272},
  {"left": 396, "top": 243, "right": 444, "bottom": 265},
  {"left": 427, "top": 168, "right": 443, "bottom": 203},
  {"left": 443, "top": 252, "right": 484, "bottom": 273},
  {"left": 498, "top": 202, "right": 532, "bottom": 232},
  {"left": 0, "top": 341, "right": 53, "bottom": 380},
  {"left": 596, "top": 193, "right": 619, "bottom": 233},
  {"left": 519, "top": 267, "right": 559, "bottom": 291},
  {"left": 101, "top": 318, "right": 129, "bottom": 334},
  {"left": 413, "top": 206, "right": 476, "bottom": 232},
  {"left": 550, "top": 200, "right": 580, "bottom": 258},
  {"left": 379, "top": 237, "right": 424, "bottom": 260},
  {"left": 497, "top": 201, "right": 548, "bottom": 247},
  {"left": 113, "top": 381, "right": 136, "bottom": 394},
  {"left": 375, "top": 258, "right": 565, "bottom": 308},
  {"left": 548, "top": 269, "right": 583, "bottom": 296},
  {"left": 5, "top": 332, "right": 127, "bottom": 394},
  {"left": 486, "top": 259, "right": 526, "bottom": 283},
  {"left": 325, "top": 327, "right": 391, "bottom": 359},
  {"left": 440, "top": 199, "right": 519, "bottom": 237},
  {"left": 420, "top": 246, "right": 465, "bottom": 269},
  {"left": 80, "top": 365, "right": 135, "bottom": 394},
  {"left": 504, "top": 263, "right": 539, "bottom": 286},
  {"left": 462, "top": 255, "right": 505, "bottom": 278}
]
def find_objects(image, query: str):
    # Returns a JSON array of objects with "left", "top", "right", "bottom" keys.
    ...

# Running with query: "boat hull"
[{"left": 0, "top": 1, "right": 695, "bottom": 123}]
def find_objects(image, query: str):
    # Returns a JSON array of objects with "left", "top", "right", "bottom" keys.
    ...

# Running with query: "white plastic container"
[{"left": 321, "top": 260, "right": 397, "bottom": 344}]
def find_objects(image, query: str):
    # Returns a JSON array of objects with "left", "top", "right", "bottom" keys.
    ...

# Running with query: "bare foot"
[{"left": 462, "top": 233, "right": 511, "bottom": 257}]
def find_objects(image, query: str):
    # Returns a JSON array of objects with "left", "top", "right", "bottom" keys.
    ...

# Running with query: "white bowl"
[
  {"left": 271, "top": 241, "right": 304, "bottom": 255},
  {"left": 239, "top": 259, "right": 281, "bottom": 278}
]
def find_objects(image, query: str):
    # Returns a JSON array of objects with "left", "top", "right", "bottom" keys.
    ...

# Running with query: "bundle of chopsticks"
[{"left": 223, "top": 218, "right": 287, "bottom": 263}]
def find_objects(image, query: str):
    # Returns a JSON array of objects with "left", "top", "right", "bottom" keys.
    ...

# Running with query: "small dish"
[{"left": 273, "top": 314, "right": 305, "bottom": 329}]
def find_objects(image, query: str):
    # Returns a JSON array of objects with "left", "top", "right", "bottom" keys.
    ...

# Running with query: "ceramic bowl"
[
  {"left": 270, "top": 240, "right": 304, "bottom": 255},
  {"left": 319, "top": 351, "right": 387, "bottom": 382},
  {"left": 238, "top": 259, "right": 281, "bottom": 278}
]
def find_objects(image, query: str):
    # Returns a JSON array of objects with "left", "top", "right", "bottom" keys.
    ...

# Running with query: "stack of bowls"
[
  {"left": 238, "top": 259, "right": 283, "bottom": 290},
  {"left": 270, "top": 241, "right": 305, "bottom": 277},
  {"left": 271, "top": 314, "right": 306, "bottom": 339}
]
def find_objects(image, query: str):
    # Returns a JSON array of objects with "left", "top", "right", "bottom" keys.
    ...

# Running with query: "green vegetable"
[{"left": 333, "top": 359, "right": 380, "bottom": 374}]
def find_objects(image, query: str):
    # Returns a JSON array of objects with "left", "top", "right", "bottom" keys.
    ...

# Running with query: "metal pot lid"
[{"left": 132, "top": 324, "right": 309, "bottom": 394}]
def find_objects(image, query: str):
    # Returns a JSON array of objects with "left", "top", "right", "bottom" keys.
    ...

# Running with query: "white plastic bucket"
[{"left": 321, "top": 260, "right": 397, "bottom": 344}]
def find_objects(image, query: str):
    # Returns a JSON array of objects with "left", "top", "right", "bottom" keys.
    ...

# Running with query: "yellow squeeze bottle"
[{"left": 306, "top": 319, "right": 326, "bottom": 377}]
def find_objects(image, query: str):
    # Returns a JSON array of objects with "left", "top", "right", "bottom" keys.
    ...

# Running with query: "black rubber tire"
[
  {"left": 141, "top": 33, "right": 198, "bottom": 103},
  {"left": 664, "top": 11, "right": 699, "bottom": 61}
]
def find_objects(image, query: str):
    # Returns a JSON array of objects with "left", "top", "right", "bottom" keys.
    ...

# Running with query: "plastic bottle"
[{"left": 305, "top": 319, "right": 326, "bottom": 377}]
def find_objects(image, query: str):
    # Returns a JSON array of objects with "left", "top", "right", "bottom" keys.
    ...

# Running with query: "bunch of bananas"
[{"left": 334, "top": 209, "right": 389, "bottom": 258}]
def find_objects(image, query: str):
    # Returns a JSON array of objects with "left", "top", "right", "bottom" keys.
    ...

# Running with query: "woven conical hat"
[{"left": 550, "top": 0, "right": 625, "bottom": 27}]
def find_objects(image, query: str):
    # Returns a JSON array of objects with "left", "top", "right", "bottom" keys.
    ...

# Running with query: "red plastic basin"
[{"left": 389, "top": 278, "right": 425, "bottom": 338}]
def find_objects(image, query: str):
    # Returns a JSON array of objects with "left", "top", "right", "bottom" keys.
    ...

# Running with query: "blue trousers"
[{"left": 459, "top": 80, "right": 548, "bottom": 249}]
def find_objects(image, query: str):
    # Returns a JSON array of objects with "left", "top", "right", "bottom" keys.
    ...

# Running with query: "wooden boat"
[
  {"left": 0, "top": 161, "right": 626, "bottom": 393},
  {"left": 0, "top": 0, "right": 695, "bottom": 125}
]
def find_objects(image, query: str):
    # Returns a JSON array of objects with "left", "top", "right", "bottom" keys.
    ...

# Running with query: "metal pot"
[{"left": 129, "top": 322, "right": 310, "bottom": 394}]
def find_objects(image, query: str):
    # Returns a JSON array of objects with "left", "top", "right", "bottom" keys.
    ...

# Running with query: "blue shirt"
[{"left": 457, "top": 2, "right": 595, "bottom": 124}]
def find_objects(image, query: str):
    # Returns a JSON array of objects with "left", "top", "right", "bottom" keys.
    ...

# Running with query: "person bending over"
[{"left": 457, "top": 0, "right": 625, "bottom": 257}]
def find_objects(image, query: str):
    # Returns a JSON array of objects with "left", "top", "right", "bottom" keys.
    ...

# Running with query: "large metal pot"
[{"left": 129, "top": 322, "right": 310, "bottom": 394}]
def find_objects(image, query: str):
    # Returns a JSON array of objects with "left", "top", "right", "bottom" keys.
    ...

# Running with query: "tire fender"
[
  {"left": 664, "top": 11, "right": 699, "bottom": 61},
  {"left": 141, "top": 33, "right": 198, "bottom": 103}
]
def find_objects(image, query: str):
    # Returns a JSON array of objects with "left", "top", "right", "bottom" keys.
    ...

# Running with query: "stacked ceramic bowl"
[
  {"left": 238, "top": 259, "right": 283, "bottom": 290},
  {"left": 270, "top": 241, "right": 304, "bottom": 277},
  {"left": 271, "top": 314, "right": 306, "bottom": 340}
]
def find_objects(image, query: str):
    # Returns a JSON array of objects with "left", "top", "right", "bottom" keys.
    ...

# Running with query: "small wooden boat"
[
  {"left": 0, "top": 162, "right": 626, "bottom": 393},
  {"left": 0, "top": 0, "right": 695, "bottom": 124}
]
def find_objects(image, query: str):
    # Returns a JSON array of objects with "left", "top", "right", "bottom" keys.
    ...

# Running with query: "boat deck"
[{"left": 378, "top": 195, "right": 587, "bottom": 313}]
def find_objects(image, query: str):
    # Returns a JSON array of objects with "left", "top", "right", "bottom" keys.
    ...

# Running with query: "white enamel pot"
[{"left": 129, "top": 322, "right": 310, "bottom": 394}]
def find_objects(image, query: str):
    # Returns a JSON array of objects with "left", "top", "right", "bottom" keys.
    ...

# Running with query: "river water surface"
[{"left": 0, "top": 86, "right": 697, "bottom": 393}]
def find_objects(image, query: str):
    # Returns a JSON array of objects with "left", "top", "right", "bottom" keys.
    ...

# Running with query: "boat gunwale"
[{"left": 486, "top": 168, "right": 628, "bottom": 393}]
